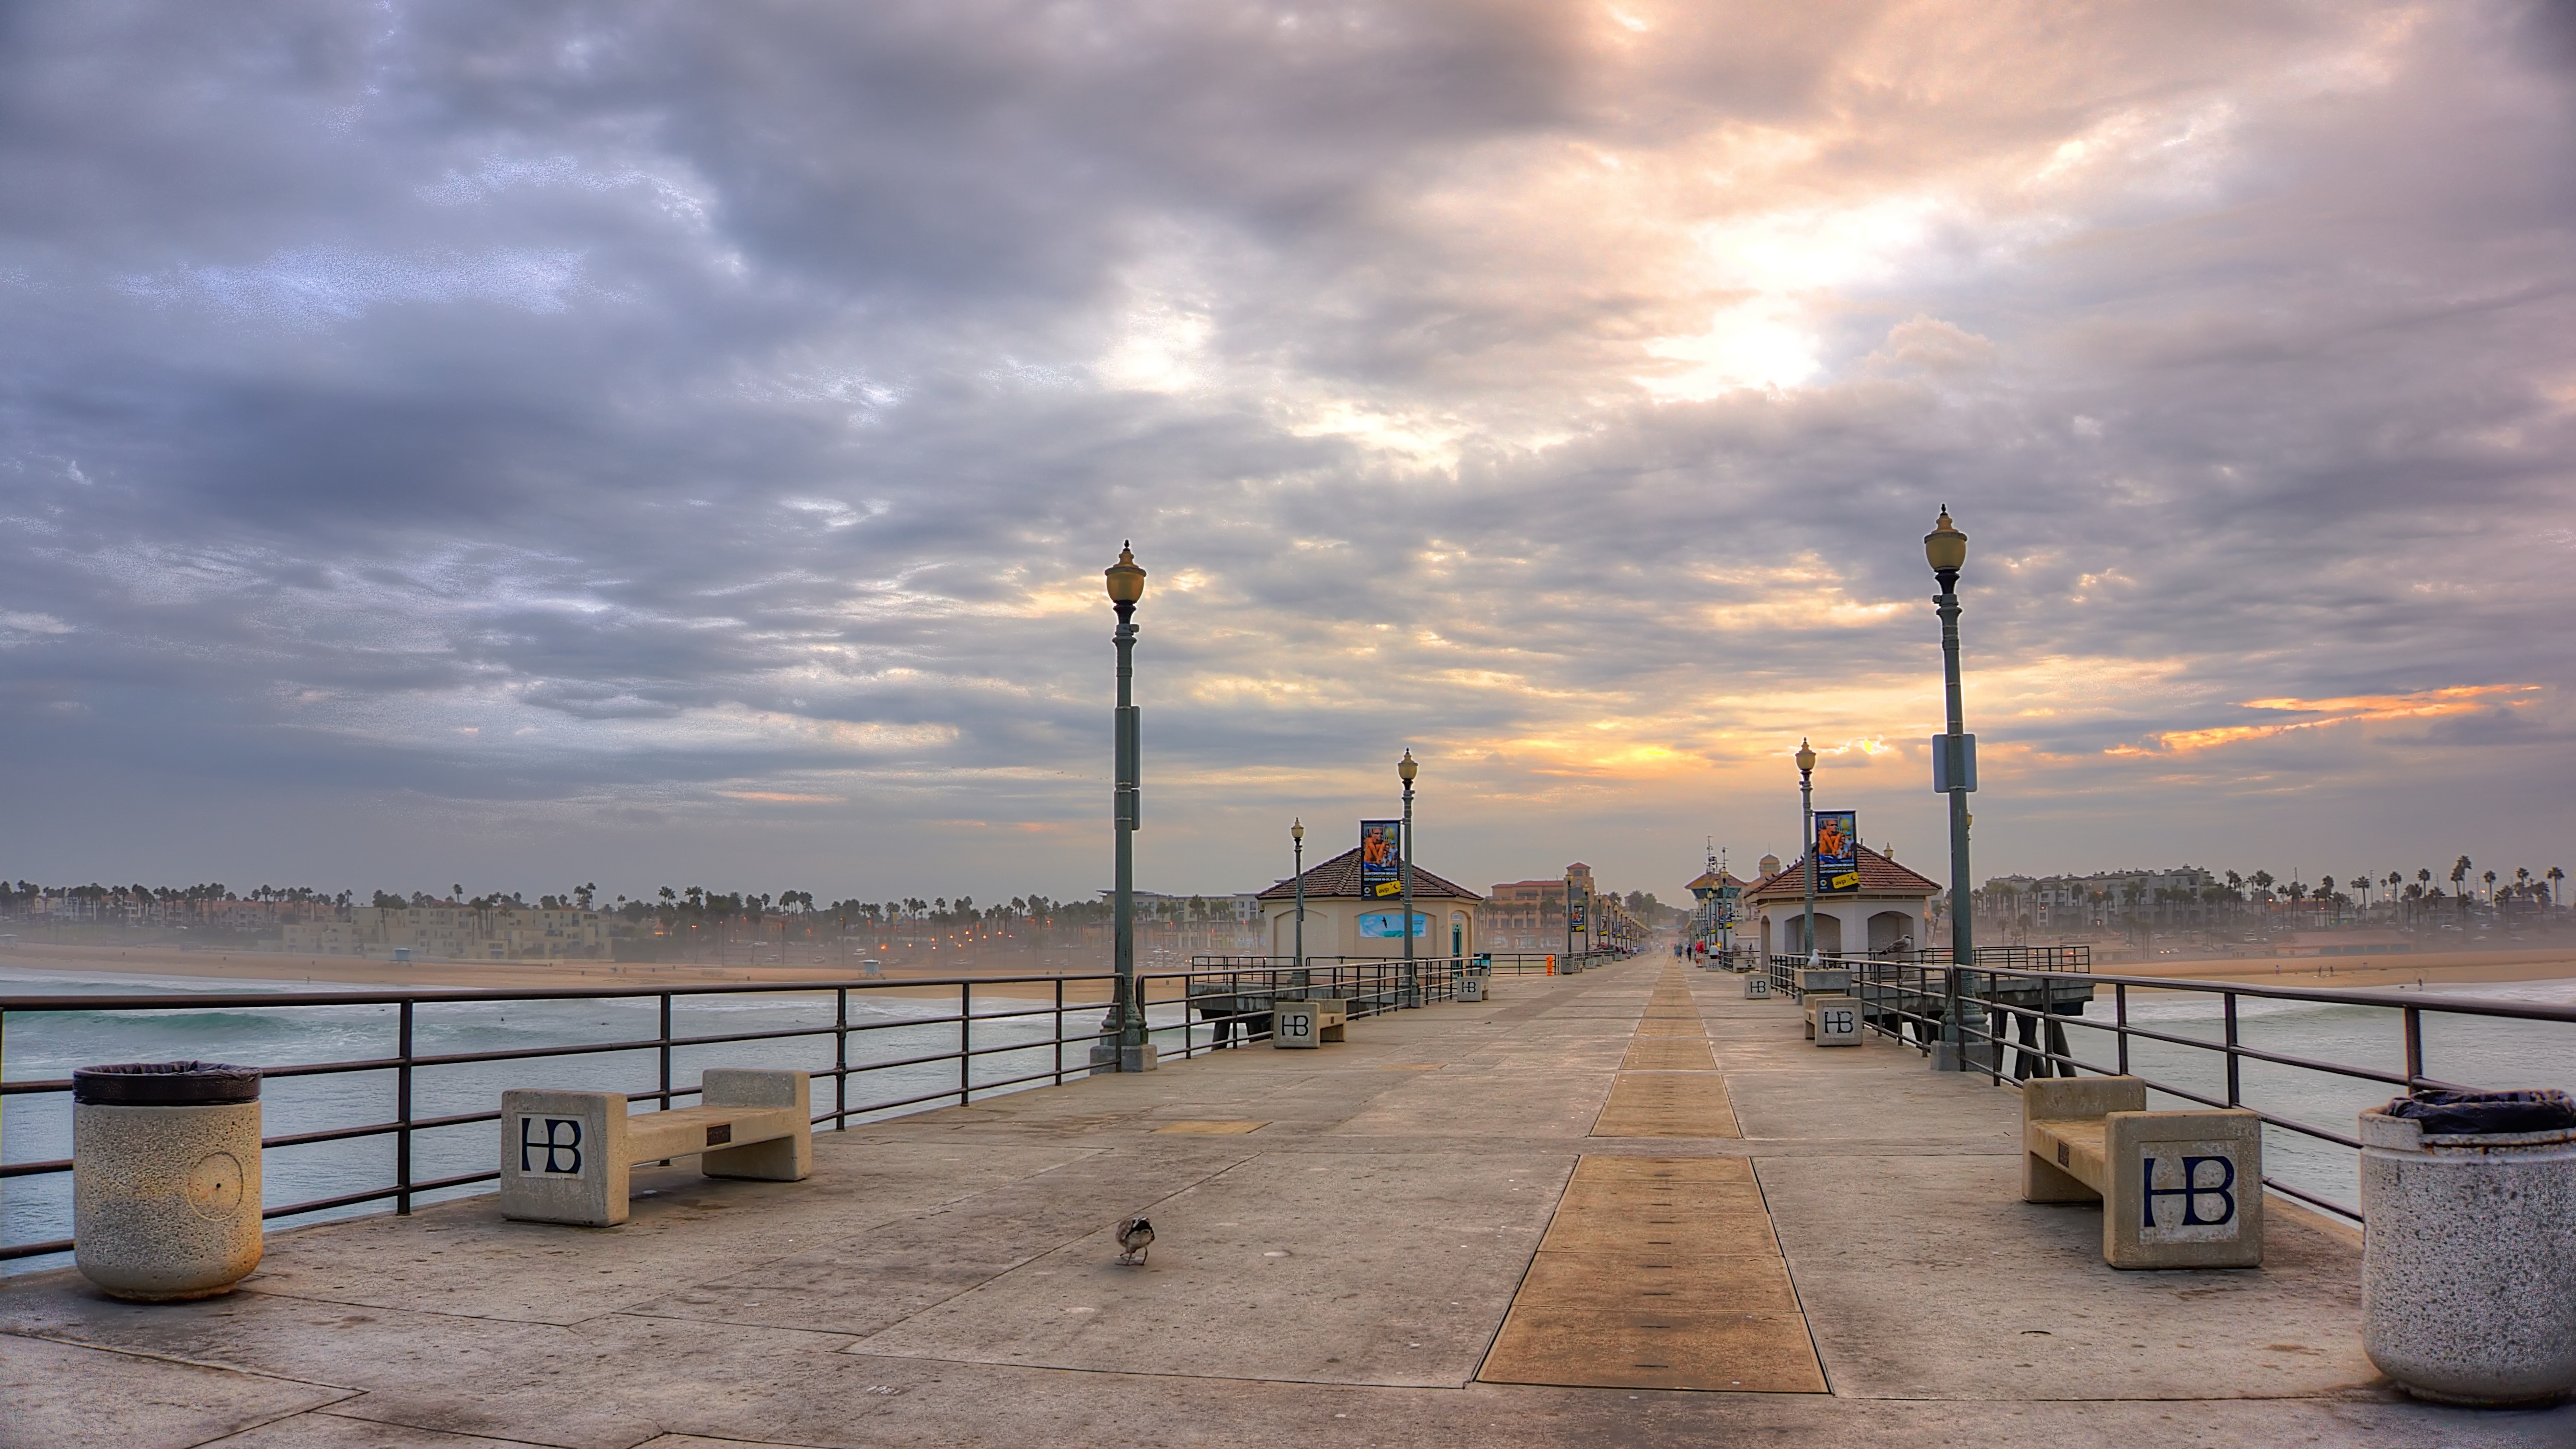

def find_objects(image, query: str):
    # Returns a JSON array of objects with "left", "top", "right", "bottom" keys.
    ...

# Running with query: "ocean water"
[{"left": 1, "top": 966, "right": 1184, "bottom": 1274}]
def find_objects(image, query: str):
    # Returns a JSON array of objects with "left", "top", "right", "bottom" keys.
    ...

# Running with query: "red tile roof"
[
  {"left": 1254, "top": 846, "right": 1483, "bottom": 902},
  {"left": 1744, "top": 845, "right": 1943, "bottom": 903}
]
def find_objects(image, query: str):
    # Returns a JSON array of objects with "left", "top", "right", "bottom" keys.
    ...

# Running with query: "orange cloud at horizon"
[{"left": 2107, "top": 685, "right": 2540, "bottom": 756}]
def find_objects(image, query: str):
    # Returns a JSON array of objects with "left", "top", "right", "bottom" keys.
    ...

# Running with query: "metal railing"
[
  {"left": 1, "top": 957, "right": 1573, "bottom": 1265},
  {"left": 1187, "top": 951, "right": 1611, "bottom": 986},
  {"left": 1811, "top": 957, "right": 2576, "bottom": 1223}
]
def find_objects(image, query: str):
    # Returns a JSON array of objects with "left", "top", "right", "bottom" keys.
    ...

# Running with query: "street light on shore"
[
  {"left": 1095, "top": 542, "right": 1153, "bottom": 1074},
  {"left": 1796, "top": 738, "right": 1817, "bottom": 963},
  {"left": 1925, "top": 506, "right": 1976, "bottom": 1072},
  {"left": 1397, "top": 749, "right": 1419, "bottom": 1007},
  {"left": 1564, "top": 864, "right": 1579, "bottom": 974},
  {"left": 1290, "top": 818, "right": 1306, "bottom": 981}
]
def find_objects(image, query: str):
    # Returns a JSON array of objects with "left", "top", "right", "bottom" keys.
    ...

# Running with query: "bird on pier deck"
[{"left": 1116, "top": 1216, "right": 1154, "bottom": 1265}]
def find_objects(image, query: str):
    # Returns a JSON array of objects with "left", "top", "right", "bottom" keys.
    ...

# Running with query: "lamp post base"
[
  {"left": 1088, "top": 1042, "right": 1159, "bottom": 1075},
  {"left": 1931, "top": 1040, "right": 1994, "bottom": 1073}
]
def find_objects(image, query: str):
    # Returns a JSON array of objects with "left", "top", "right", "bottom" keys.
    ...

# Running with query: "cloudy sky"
[{"left": 2, "top": 1, "right": 2570, "bottom": 907}]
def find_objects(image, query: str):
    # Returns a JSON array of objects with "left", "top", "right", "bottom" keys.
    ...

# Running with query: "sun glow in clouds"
[{"left": 2110, "top": 686, "right": 2543, "bottom": 755}]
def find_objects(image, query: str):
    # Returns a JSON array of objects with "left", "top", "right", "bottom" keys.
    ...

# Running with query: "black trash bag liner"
[
  {"left": 2386, "top": 1088, "right": 2576, "bottom": 1136},
  {"left": 73, "top": 1061, "right": 262, "bottom": 1105}
]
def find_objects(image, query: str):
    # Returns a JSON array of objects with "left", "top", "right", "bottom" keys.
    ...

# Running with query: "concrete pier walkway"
[{"left": 6, "top": 962, "right": 2567, "bottom": 1447}]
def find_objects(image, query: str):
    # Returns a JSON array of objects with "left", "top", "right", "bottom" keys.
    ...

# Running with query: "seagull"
[{"left": 1116, "top": 1216, "right": 1154, "bottom": 1265}]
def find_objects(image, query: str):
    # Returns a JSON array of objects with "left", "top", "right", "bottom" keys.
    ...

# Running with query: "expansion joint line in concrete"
[{"left": 1478, "top": 967, "right": 1826, "bottom": 1393}]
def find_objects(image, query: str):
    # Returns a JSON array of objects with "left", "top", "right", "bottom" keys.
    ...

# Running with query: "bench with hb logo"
[
  {"left": 1270, "top": 998, "right": 1348, "bottom": 1049},
  {"left": 1803, "top": 995, "right": 1862, "bottom": 1046},
  {"left": 499, "top": 1068, "right": 812, "bottom": 1227},
  {"left": 2022, "top": 1075, "right": 2263, "bottom": 1269}
]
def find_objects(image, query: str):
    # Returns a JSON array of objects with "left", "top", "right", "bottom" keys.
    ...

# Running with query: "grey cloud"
[{"left": 0, "top": 0, "right": 2570, "bottom": 901}]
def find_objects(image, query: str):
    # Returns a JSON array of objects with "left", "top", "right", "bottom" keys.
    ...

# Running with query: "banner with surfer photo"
[
  {"left": 1813, "top": 810, "right": 1860, "bottom": 892},
  {"left": 1359, "top": 819, "right": 1403, "bottom": 898}
]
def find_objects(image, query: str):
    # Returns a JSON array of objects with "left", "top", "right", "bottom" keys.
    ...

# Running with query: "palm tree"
[
  {"left": 2550, "top": 866, "right": 2565, "bottom": 908},
  {"left": 2451, "top": 857, "right": 2472, "bottom": 923},
  {"left": 2483, "top": 870, "right": 2498, "bottom": 907}
]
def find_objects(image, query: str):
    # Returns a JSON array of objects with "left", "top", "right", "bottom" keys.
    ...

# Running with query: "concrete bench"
[
  {"left": 2022, "top": 1076, "right": 2262, "bottom": 1269},
  {"left": 500, "top": 1068, "right": 812, "bottom": 1227},
  {"left": 1271, "top": 998, "right": 1347, "bottom": 1049},
  {"left": 1803, "top": 995, "right": 1861, "bottom": 1046},
  {"left": 1743, "top": 972, "right": 1771, "bottom": 999}
]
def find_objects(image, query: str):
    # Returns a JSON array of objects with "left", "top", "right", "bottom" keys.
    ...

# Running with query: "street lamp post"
[
  {"left": 1290, "top": 818, "right": 1306, "bottom": 986},
  {"left": 1926, "top": 507, "right": 1976, "bottom": 1072},
  {"left": 1564, "top": 866, "right": 1578, "bottom": 974},
  {"left": 1397, "top": 750, "right": 1419, "bottom": 1007},
  {"left": 1797, "top": 738, "right": 1818, "bottom": 964},
  {"left": 1092, "top": 543, "right": 1154, "bottom": 1074}
]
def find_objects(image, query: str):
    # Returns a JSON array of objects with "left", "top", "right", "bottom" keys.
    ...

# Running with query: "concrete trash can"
[
  {"left": 2360, "top": 1090, "right": 2576, "bottom": 1406},
  {"left": 72, "top": 1061, "right": 264, "bottom": 1301}
]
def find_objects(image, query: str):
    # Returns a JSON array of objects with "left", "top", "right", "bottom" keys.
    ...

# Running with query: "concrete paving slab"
[
  {"left": 0, "top": 1332, "right": 353, "bottom": 1449},
  {"left": 1758, "top": 1150, "right": 2382, "bottom": 1400},
  {"left": 1590, "top": 1073, "right": 1739, "bottom": 1137},
  {"left": 1513, "top": 1248, "right": 1800, "bottom": 1311},
  {"left": 205, "top": 1412, "right": 560, "bottom": 1447},
  {"left": 235, "top": 1140, "right": 1095, "bottom": 1325},
  {"left": 1481, "top": 1305, "right": 1828, "bottom": 1392},
  {"left": 848, "top": 1147, "right": 1568, "bottom": 1386},
  {"left": 624, "top": 1143, "right": 1259, "bottom": 1338},
  {"left": 1622, "top": 1038, "right": 1717, "bottom": 1070}
]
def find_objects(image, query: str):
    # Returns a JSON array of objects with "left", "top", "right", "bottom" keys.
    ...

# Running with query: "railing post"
[
  {"left": 396, "top": 999, "right": 414, "bottom": 1215},
  {"left": 2223, "top": 991, "right": 2241, "bottom": 1107},
  {"left": 659, "top": 993, "right": 674, "bottom": 1110},
  {"left": 2115, "top": 982, "right": 2129, "bottom": 1076},
  {"left": 960, "top": 981, "right": 972, "bottom": 1106},
  {"left": 1985, "top": 970, "right": 2000, "bottom": 1086},
  {"left": 2403, "top": 1004, "right": 2422, "bottom": 1092},
  {"left": 834, "top": 987, "right": 849, "bottom": 1131},
  {"left": 1054, "top": 977, "right": 1066, "bottom": 1086}
]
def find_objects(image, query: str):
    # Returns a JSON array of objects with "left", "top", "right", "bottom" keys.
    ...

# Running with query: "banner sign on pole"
[
  {"left": 1360, "top": 820, "right": 1403, "bottom": 898},
  {"left": 1814, "top": 810, "right": 1860, "bottom": 893}
]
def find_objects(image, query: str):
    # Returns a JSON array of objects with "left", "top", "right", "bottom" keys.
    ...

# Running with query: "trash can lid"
[
  {"left": 73, "top": 1061, "right": 262, "bottom": 1105},
  {"left": 2386, "top": 1088, "right": 2576, "bottom": 1136}
]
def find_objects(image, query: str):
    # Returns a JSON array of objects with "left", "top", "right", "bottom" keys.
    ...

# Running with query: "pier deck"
[{"left": 6, "top": 963, "right": 2565, "bottom": 1448}]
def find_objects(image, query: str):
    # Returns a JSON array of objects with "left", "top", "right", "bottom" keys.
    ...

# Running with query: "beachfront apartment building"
[
  {"left": 1981, "top": 866, "right": 2219, "bottom": 930},
  {"left": 280, "top": 906, "right": 611, "bottom": 961}
]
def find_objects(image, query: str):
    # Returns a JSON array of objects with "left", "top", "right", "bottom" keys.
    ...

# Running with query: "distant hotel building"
[
  {"left": 282, "top": 906, "right": 611, "bottom": 961},
  {"left": 1981, "top": 866, "right": 2218, "bottom": 930}
]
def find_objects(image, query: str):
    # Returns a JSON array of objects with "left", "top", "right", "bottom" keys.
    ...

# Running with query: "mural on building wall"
[
  {"left": 1814, "top": 810, "right": 1860, "bottom": 892},
  {"left": 1358, "top": 911, "right": 1428, "bottom": 938},
  {"left": 1359, "top": 820, "right": 1403, "bottom": 898}
]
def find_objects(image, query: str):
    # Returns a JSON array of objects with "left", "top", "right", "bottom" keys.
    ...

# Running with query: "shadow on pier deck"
[{"left": 5, "top": 963, "right": 2566, "bottom": 1448}]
